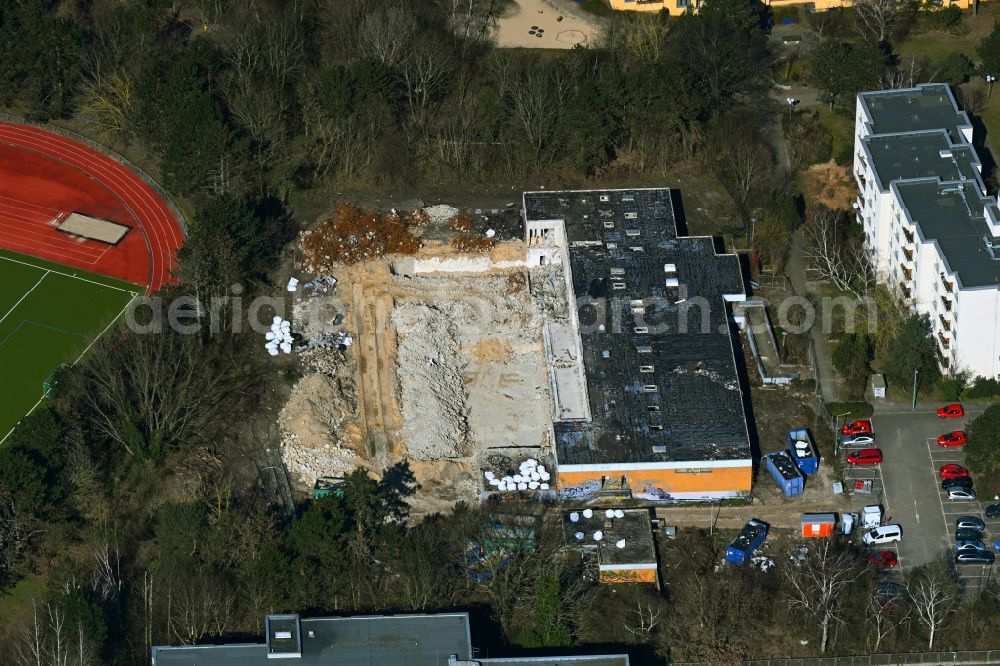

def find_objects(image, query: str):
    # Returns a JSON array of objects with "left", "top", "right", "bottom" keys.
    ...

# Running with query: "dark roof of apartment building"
[
  {"left": 523, "top": 189, "right": 752, "bottom": 466},
  {"left": 894, "top": 178, "right": 1000, "bottom": 289},
  {"left": 864, "top": 130, "right": 981, "bottom": 191},
  {"left": 859, "top": 84, "right": 971, "bottom": 144}
]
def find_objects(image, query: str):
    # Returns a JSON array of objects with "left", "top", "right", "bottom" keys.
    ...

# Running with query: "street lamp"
[
  {"left": 988, "top": 75, "right": 996, "bottom": 99},
  {"left": 786, "top": 97, "right": 799, "bottom": 118},
  {"left": 911, "top": 368, "right": 919, "bottom": 412}
]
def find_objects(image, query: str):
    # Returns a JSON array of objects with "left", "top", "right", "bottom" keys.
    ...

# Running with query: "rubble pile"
[{"left": 392, "top": 301, "right": 472, "bottom": 459}]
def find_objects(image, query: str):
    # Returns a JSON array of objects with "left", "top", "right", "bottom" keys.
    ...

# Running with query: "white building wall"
[{"left": 954, "top": 288, "right": 1000, "bottom": 377}]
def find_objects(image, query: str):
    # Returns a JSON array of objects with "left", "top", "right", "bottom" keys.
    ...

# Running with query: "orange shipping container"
[{"left": 800, "top": 513, "right": 837, "bottom": 538}]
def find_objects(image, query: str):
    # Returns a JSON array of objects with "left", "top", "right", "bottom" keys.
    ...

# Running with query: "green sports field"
[{"left": 0, "top": 249, "right": 139, "bottom": 444}]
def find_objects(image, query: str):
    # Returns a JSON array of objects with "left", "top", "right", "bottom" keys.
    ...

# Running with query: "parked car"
[
  {"left": 957, "top": 516, "right": 986, "bottom": 531},
  {"left": 947, "top": 488, "right": 978, "bottom": 501},
  {"left": 956, "top": 551, "right": 995, "bottom": 565},
  {"left": 842, "top": 419, "right": 873, "bottom": 436},
  {"left": 848, "top": 448, "right": 883, "bottom": 465},
  {"left": 938, "top": 431, "right": 968, "bottom": 447},
  {"left": 841, "top": 433, "right": 876, "bottom": 447},
  {"left": 940, "top": 464, "right": 970, "bottom": 480},
  {"left": 957, "top": 540, "right": 988, "bottom": 551},
  {"left": 867, "top": 551, "right": 898, "bottom": 567},
  {"left": 863, "top": 524, "right": 902, "bottom": 545},
  {"left": 956, "top": 527, "right": 984, "bottom": 542},
  {"left": 875, "top": 581, "right": 909, "bottom": 602},
  {"left": 938, "top": 403, "right": 965, "bottom": 418},
  {"left": 941, "top": 476, "right": 974, "bottom": 491},
  {"left": 988, "top": 504, "right": 1000, "bottom": 519}
]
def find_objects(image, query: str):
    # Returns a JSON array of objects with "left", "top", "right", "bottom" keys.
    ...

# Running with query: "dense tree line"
[{"left": 0, "top": 0, "right": 777, "bottom": 196}]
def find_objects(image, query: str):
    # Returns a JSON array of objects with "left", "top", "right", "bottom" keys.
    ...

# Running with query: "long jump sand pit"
[{"left": 58, "top": 213, "right": 131, "bottom": 245}]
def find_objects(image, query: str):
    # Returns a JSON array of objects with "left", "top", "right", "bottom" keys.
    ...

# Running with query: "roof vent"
[
  {"left": 652, "top": 445, "right": 667, "bottom": 454},
  {"left": 940, "top": 150, "right": 953, "bottom": 159}
]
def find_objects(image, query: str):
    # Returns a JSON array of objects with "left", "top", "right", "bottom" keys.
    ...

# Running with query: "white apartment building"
[{"left": 854, "top": 84, "right": 1000, "bottom": 378}]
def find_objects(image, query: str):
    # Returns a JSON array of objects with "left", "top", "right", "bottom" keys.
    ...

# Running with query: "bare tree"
[
  {"left": 853, "top": 0, "right": 905, "bottom": 44},
  {"left": 399, "top": 38, "right": 456, "bottom": 125},
  {"left": 867, "top": 594, "right": 909, "bottom": 652},
  {"left": 802, "top": 207, "right": 876, "bottom": 300},
  {"left": 75, "top": 331, "right": 256, "bottom": 461},
  {"left": 782, "top": 540, "right": 866, "bottom": 653},
  {"left": 12, "top": 599, "right": 97, "bottom": 666},
  {"left": 910, "top": 559, "right": 959, "bottom": 649},
  {"left": 358, "top": 6, "right": 418, "bottom": 68},
  {"left": 623, "top": 601, "right": 663, "bottom": 639}
]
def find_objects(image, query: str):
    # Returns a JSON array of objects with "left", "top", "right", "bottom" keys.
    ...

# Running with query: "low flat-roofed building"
[
  {"left": 523, "top": 189, "right": 753, "bottom": 501},
  {"left": 152, "top": 612, "right": 629, "bottom": 666},
  {"left": 564, "top": 508, "right": 658, "bottom": 585}
]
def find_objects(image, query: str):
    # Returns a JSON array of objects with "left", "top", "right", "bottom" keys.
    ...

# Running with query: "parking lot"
[{"left": 863, "top": 404, "right": 992, "bottom": 585}]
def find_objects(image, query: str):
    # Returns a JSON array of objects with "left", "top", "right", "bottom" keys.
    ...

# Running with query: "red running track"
[{"left": 0, "top": 123, "right": 184, "bottom": 292}]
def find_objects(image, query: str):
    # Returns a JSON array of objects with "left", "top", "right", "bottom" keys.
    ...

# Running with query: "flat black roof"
[
  {"left": 894, "top": 178, "right": 1000, "bottom": 289},
  {"left": 563, "top": 508, "right": 656, "bottom": 566},
  {"left": 152, "top": 614, "right": 630, "bottom": 666},
  {"left": 152, "top": 614, "right": 472, "bottom": 666},
  {"left": 524, "top": 189, "right": 752, "bottom": 465},
  {"left": 864, "top": 130, "right": 981, "bottom": 191},
  {"left": 860, "top": 84, "right": 971, "bottom": 144}
]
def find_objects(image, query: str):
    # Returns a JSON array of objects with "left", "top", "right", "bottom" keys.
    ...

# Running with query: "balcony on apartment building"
[
  {"left": 938, "top": 331, "right": 950, "bottom": 350},
  {"left": 938, "top": 349, "right": 951, "bottom": 369},
  {"left": 940, "top": 273, "right": 955, "bottom": 293},
  {"left": 900, "top": 247, "right": 914, "bottom": 266},
  {"left": 899, "top": 264, "right": 913, "bottom": 282},
  {"left": 940, "top": 294, "right": 953, "bottom": 312},
  {"left": 901, "top": 227, "right": 914, "bottom": 248},
  {"left": 939, "top": 314, "right": 951, "bottom": 331}
]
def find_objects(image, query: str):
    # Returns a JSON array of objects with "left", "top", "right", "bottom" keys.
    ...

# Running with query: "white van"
[{"left": 863, "top": 524, "right": 902, "bottom": 545}]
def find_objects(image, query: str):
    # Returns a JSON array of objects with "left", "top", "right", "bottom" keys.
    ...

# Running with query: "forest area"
[{"left": 5, "top": 0, "right": 1000, "bottom": 665}]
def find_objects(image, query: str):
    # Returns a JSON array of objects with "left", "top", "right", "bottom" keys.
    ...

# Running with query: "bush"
[
  {"left": 966, "top": 375, "right": 1000, "bottom": 399},
  {"left": 834, "top": 142, "right": 854, "bottom": 166},
  {"left": 934, "top": 52, "right": 974, "bottom": 84},
  {"left": 921, "top": 4, "right": 963, "bottom": 31},
  {"left": 825, "top": 401, "right": 874, "bottom": 419},
  {"left": 784, "top": 110, "right": 834, "bottom": 167},
  {"left": 938, "top": 376, "right": 964, "bottom": 401}
]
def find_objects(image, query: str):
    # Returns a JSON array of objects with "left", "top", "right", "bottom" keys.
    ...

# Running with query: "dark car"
[
  {"left": 875, "top": 581, "right": 909, "bottom": 602},
  {"left": 956, "top": 550, "right": 995, "bottom": 565},
  {"left": 942, "top": 476, "right": 974, "bottom": 491},
  {"left": 957, "top": 540, "right": 988, "bottom": 551},
  {"left": 957, "top": 516, "right": 986, "bottom": 531},
  {"left": 956, "top": 527, "right": 984, "bottom": 542},
  {"left": 987, "top": 504, "right": 1000, "bottom": 519}
]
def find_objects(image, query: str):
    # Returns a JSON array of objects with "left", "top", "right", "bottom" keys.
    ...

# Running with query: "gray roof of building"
[
  {"left": 860, "top": 84, "right": 971, "bottom": 144},
  {"left": 152, "top": 614, "right": 473, "bottom": 666},
  {"left": 523, "top": 189, "right": 752, "bottom": 466},
  {"left": 479, "top": 657, "right": 629, "bottom": 666},
  {"left": 894, "top": 179, "right": 1000, "bottom": 289},
  {"left": 865, "top": 130, "right": 981, "bottom": 191},
  {"left": 563, "top": 508, "right": 656, "bottom": 566}
]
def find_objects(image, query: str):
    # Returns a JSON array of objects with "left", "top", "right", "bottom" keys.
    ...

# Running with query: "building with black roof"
[
  {"left": 523, "top": 188, "right": 754, "bottom": 501},
  {"left": 152, "top": 612, "right": 629, "bottom": 666}
]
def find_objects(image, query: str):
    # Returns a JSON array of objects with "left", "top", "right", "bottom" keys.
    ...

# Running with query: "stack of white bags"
[
  {"left": 484, "top": 458, "right": 552, "bottom": 492},
  {"left": 265, "top": 316, "right": 293, "bottom": 356}
]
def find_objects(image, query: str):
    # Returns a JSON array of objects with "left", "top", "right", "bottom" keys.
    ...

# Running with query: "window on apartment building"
[{"left": 677, "top": 0, "right": 689, "bottom": 6}]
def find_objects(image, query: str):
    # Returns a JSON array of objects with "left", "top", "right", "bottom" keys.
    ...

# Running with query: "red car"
[
  {"left": 938, "top": 431, "right": 967, "bottom": 447},
  {"left": 940, "top": 464, "right": 970, "bottom": 480},
  {"left": 937, "top": 403, "right": 965, "bottom": 418},
  {"left": 867, "top": 551, "right": 898, "bottom": 567},
  {"left": 847, "top": 448, "right": 883, "bottom": 465},
  {"left": 841, "top": 419, "right": 873, "bottom": 436}
]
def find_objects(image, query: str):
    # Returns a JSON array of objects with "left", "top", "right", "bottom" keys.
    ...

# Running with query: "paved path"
[{"left": 785, "top": 228, "right": 840, "bottom": 403}]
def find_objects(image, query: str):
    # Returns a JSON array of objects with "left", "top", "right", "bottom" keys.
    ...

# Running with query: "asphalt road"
[{"left": 869, "top": 403, "right": 991, "bottom": 573}]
